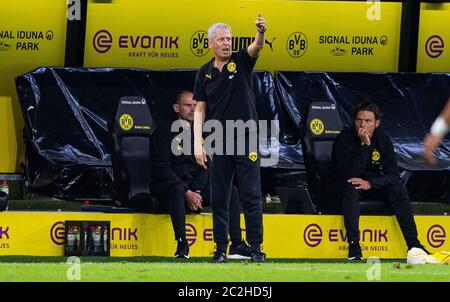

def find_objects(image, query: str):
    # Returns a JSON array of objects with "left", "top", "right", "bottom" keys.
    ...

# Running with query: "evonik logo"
[
  {"left": 425, "top": 35, "right": 444, "bottom": 59},
  {"left": 93, "top": 29, "right": 179, "bottom": 54},
  {"left": 304, "top": 224, "right": 322, "bottom": 247},
  {"left": 303, "top": 224, "right": 388, "bottom": 247},
  {"left": 50, "top": 221, "right": 65, "bottom": 245},
  {"left": 185, "top": 223, "right": 243, "bottom": 246},
  {"left": 427, "top": 224, "right": 446, "bottom": 248},
  {"left": 93, "top": 29, "right": 113, "bottom": 53}
]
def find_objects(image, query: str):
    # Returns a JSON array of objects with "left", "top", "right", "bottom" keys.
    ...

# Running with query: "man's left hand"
[
  {"left": 347, "top": 178, "right": 371, "bottom": 190},
  {"left": 255, "top": 13, "right": 266, "bottom": 33}
]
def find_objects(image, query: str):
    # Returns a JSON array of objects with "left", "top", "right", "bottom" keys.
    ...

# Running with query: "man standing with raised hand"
[{"left": 193, "top": 14, "right": 267, "bottom": 263}]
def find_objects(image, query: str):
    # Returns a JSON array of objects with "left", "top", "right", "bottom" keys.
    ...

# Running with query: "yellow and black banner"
[
  {"left": 1, "top": 212, "right": 449, "bottom": 258},
  {"left": 0, "top": 0, "right": 67, "bottom": 172},
  {"left": 84, "top": 0, "right": 402, "bottom": 72},
  {"left": 417, "top": 3, "right": 450, "bottom": 72}
]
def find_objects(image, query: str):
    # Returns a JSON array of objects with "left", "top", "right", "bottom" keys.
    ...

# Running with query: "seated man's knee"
[
  {"left": 386, "top": 183, "right": 406, "bottom": 193},
  {"left": 385, "top": 183, "right": 409, "bottom": 200},
  {"left": 342, "top": 183, "right": 361, "bottom": 203}
]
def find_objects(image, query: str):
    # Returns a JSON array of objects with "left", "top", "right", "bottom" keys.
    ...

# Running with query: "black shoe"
[
  {"left": 348, "top": 241, "right": 363, "bottom": 261},
  {"left": 250, "top": 251, "right": 266, "bottom": 263},
  {"left": 211, "top": 250, "right": 227, "bottom": 263},
  {"left": 228, "top": 241, "right": 251, "bottom": 260},
  {"left": 174, "top": 242, "right": 189, "bottom": 259}
]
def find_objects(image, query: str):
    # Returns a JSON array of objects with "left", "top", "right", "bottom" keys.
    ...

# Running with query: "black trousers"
[
  {"left": 210, "top": 152, "right": 263, "bottom": 253},
  {"left": 339, "top": 183, "right": 421, "bottom": 249},
  {"left": 151, "top": 181, "right": 242, "bottom": 245}
]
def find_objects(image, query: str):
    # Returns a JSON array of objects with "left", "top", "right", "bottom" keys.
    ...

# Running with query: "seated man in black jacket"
[
  {"left": 327, "top": 102, "right": 429, "bottom": 261},
  {"left": 151, "top": 91, "right": 249, "bottom": 259}
]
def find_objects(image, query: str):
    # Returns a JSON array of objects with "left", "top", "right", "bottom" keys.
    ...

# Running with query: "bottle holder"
[{"left": 64, "top": 220, "right": 110, "bottom": 256}]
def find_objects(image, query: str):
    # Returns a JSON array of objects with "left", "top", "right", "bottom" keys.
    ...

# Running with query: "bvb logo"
[
  {"left": 119, "top": 114, "right": 134, "bottom": 131},
  {"left": 249, "top": 152, "right": 258, "bottom": 162},
  {"left": 286, "top": 32, "right": 308, "bottom": 58},
  {"left": 310, "top": 119, "right": 324, "bottom": 135},
  {"left": 372, "top": 150, "right": 381, "bottom": 161},
  {"left": 190, "top": 30, "right": 210, "bottom": 57},
  {"left": 227, "top": 62, "right": 237, "bottom": 73}
]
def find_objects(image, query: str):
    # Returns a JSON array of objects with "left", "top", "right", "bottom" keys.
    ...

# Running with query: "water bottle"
[
  {"left": 103, "top": 227, "right": 108, "bottom": 252},
  {"left": 82, "top": 226, "right": 88, "bottom": 253},
  {"left": 0, "top": 180, "right": 8, "bottom": 195},
  {"left": 92, "top": 226, "right": 101, "bottom": 252},
  {"left": 67, "top": 226, "right": 76, "bottom": 252}
]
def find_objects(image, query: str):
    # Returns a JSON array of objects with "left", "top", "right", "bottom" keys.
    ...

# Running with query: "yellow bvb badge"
[
  {"left": 227, "top": 62, "right": 236, "bottom": 73},
  {"left": 249, "top": 152, "right": 258, "bottom": 162},
  {"left": 372, "top": 150, "right": 381, "bottom": 161},
  {"left": 119, "top": 114, "right": 134, "bottom": 131},
  {"left": 310, "top": 119, "right": 324, "bottom": 135}
]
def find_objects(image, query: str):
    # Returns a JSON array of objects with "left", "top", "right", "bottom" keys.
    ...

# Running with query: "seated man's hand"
[
  {"left": 357, "top": 127, "right": 371, "bottom": 146},
  {"left": 185, "top": 190, "right": 203, "bottom": 211},
  {"left": 193, "top": 191, "right": 203, "bottom": 210},
  {"left": 347, "top": 178, "right": 371, "bottom": 190}
]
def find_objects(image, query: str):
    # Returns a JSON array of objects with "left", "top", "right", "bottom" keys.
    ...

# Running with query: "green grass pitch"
[{"left": 0, "top": 257, "right": 449, "bottom": 282}]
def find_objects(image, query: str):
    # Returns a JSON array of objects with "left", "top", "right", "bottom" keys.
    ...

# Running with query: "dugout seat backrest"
[
  {"left": 300, "top": 101, "right": 343, "bottom": 206},
  {"left": 110, "top": 96, "right": 155, "bottom": 208}
]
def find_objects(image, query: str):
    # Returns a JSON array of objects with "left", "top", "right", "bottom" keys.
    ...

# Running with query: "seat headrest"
[
  {"left": 114, "top": 96, "right": 155, "bottom": 136},
  {"left": 306, "top": 101, "right": 343, "bottom": 139}
]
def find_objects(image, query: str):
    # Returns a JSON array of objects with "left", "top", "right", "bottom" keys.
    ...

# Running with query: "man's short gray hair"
[{"left": 208, "top": 23, "right": 232, "bottom": 41}]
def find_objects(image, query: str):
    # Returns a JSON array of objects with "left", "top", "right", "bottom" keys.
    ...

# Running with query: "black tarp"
[
  {"left": 15, "top": 67, "right": 303, "bottom": 200},
  {"left": 253, "top": 71, "right": 304, "bottom": 170},
  {"left": 15, "top": 68, "right": 450, "bottom": 202},
  {"left": 275, "top": 71, "right": 450, "bottom": 171}
]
